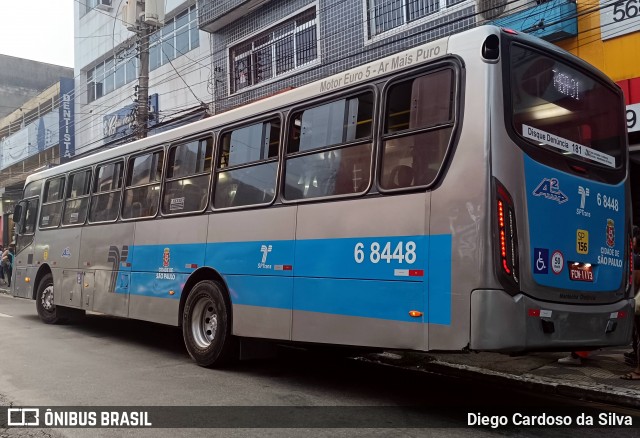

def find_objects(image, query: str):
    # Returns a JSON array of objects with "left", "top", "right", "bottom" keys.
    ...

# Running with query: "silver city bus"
[{"left": 11, "top": 26, "right": 633, "bottom": 367}]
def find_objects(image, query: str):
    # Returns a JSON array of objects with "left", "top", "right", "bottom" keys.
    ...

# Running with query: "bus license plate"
[{"left": 569, "top": 265, "right": 593, "bottom": 282}]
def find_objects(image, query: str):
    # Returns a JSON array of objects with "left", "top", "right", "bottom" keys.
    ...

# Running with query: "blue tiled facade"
[{"left": 199, "top": 0, "right": 476, "bottom": 113}]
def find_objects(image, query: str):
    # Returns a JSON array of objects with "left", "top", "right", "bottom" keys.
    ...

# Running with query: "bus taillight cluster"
[{"left": 495, "top": 179, "right": 519, "bottom": 290}]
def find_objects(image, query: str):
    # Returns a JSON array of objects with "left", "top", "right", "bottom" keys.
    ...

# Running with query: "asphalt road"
[{"left": 1, "top": 293, "right": 639, "bottom": 438}]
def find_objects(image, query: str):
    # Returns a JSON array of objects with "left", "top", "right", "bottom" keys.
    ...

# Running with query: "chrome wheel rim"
[
  {"left": 191, "top": 296, "right": 217, "bottom": 349},
  {"left": 41, "top": 285, "right": 55, "bottom": 312}
]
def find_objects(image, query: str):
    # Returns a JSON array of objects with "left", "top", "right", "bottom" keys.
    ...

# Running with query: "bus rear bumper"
[{"left": 469, "top": 289, "right": 634, "bottom": 352}]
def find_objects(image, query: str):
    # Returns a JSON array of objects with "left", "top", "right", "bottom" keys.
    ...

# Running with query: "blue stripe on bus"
[
  {"left": 225, "top": 275, "right": 293, "bottom": 309},
  {"left": 295, "top": 236, "right": 427, "bottom": 281},
  {"left": 129, "top": 272, "right": 185, "bottom": 300},
  {"left": 206, "top": 240, "right": 296, "bottom": 276},
  {"left": 428, "top": 234, "right": 452, "bottom": 325},
  {"left": 292, "top": 277, "right": 424, "bottom": 323},
  {"left": 116, "top": 234, "right": 452, "bottom": 324},
  {"left": 131, "top": 243, "right": 206, "bottom": 273}
]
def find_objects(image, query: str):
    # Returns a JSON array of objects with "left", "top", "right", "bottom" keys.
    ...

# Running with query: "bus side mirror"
[{"left": 12, "top": 204, "right": 22, "bottom": 223}]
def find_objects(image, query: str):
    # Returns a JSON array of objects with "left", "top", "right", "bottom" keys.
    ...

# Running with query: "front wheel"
[
  {"left": 36, "top": 273, "right": 64, "bottom": 324},
  {"left": 182, "top": 280, "right": 238, "bottom": 367}
]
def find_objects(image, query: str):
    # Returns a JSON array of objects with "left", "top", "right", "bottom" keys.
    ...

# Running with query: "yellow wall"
[{"left": 556, "top": 0, "right": 640, "bottom": 81}]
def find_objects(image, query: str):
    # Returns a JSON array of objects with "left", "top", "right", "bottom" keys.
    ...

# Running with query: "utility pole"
[{"left": 136, "top": 2, "right": 150, "bottom": 140}]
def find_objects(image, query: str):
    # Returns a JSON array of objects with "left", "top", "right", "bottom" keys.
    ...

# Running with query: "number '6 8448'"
[{"left": 354, "top": 241, "right": 417, "bottom": 264}]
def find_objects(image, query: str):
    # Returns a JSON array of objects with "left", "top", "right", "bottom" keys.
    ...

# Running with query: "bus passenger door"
[{"left": 13, "top": 198, "right": 39, "bottom": 299}]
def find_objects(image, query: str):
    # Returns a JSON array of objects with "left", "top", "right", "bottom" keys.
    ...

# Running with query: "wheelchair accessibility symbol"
[{"left": 534, "top": 248, "right": 549, "bottom": 274}]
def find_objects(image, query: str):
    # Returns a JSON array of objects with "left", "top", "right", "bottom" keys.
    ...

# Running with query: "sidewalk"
[{"left": 364, "top": 347, "right": 640, "bottom": 409}]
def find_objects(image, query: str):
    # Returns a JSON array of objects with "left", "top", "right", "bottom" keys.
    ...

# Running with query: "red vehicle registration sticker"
[{"left": 569, "top": 265, "right": 593, "bottom": 282}]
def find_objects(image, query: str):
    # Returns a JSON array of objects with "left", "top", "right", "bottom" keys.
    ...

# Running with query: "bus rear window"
[{"left": 509, "top": 44, "right": 624, "bottom": 169}]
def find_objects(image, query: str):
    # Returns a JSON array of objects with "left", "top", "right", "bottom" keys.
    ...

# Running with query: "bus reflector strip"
[
  {"left": 394, "top": 269, "right": 424, "bottom": 277},
  {"left": 274, "top": 265, "right": 293, "bottom": 271},
  {"left": 185, "top": 264, "right": 198, "bottom": 269}
]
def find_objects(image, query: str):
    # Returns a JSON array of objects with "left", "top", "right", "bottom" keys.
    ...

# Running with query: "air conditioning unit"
[
  {"left": 95, "top": 0, "right": 113, "bottom": 11},
  {"left": 477, "top": 0, "right": 536, "bottom": 22}
]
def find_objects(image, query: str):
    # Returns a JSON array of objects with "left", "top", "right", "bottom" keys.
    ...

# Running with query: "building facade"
[
  {"left": 75, "top": 0, "right": 210, "bottom": 157},
  {"left": 0, "top": 58, "right": 73, "bottom": 246},
  {"left": 76, "top": 0, "right": 594, "bottom": 147}
]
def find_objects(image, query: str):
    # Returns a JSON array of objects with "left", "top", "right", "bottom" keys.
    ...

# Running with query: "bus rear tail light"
[{"left": 495, "top": 178, "right": 519, "bottom": 290}]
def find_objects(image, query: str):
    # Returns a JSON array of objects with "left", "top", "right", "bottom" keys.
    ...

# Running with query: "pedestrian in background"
[
  {"left": 1, "top": 244, "right": 14, "bottom": 288},
  {"left": 621, "top": 227, "right": 640, "bottom": 380},
  {"left": 558, "top": 350, "right": 590, "bottom": 366},
  {"left": 0, "top": 245, "right": 5, "bottom": 285}
]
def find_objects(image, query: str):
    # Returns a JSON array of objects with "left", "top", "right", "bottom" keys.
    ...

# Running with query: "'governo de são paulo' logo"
[{"left": 532, "top": 178, "right": 568, "bottom": 204}]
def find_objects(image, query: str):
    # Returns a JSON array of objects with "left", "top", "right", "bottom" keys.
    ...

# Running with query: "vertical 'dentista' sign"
[{"left": 59, "top": 77, "right": 75, "bottom": 163}]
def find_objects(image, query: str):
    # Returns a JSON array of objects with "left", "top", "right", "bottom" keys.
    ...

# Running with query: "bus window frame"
[
  {"left": 23, "top": 180, "right": 43, "bottom": 200},
  {"left": 39, "top": 174, "right": 67, "bottom": 230},
  {"left": 17, "top": 196, "right": 39, "bottom": 236},
  {"left": 212, "top": 114, "right": 282, "bottom": 211},
  {"left": 120, "top": 146, "right": 167, "bottom": 222},
  {"left": 87, "top": 159, "right": 125, "bottom": 224},
  {"left": 15, "top": 195, "right": 40, "bottom": 254},
  {"left": 500, "top": 38, "right": 626, "bottom": 184},
  {"left": 376, "top": 59, "right": 462, "bottom": 194},
  {"left": 280, "top": 84, "right": 377, "bottom": 204},
  {"left": 60, "top": 167, "right": 93, "bottom": 228},
  {"left": 161, "top": 134, "right": 214, "bottom": 217}
]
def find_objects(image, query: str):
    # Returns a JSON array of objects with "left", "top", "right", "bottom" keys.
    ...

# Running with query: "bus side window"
[
  {"left": 39, "top": 176, "right": 65, "bottom": 228},
  {"left": 62, "top": 169, "right": 92, "bottom": 226},
  {"left": 380, "top": 68, "right": 455, "bottom": 190},
  {"left": 283, "top": 92, "right": 373, "bottom": 200},
  {"left": 163, "top": 137, "right": 213, "bottom": 214},
  {"left": 122, "top": 150, "right": 164, "bottom": 219},
  {"left": 213, "top": 119, "right": 280, "bottom": 209},
  {"left": 89, "top": 161, "right": 123, "bottom": 222}
]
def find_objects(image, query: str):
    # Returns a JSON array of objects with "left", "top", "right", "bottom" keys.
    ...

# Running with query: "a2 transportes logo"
[{"left": 532, "top": 178, "right": 568, "bottom": 204}]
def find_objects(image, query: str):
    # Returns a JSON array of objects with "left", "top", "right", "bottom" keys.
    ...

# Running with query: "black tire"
[
  {"left": 182, "top": 280, "right": 238, "bottom": 367},
  {"left": 35, "top": 273, "right": 65, "bottom": 324}
]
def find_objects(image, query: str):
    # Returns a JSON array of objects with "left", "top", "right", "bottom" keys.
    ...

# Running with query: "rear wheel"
[
  {"left": 36, "top": 273, "right": 64, "bottom": 324},
  {"left": 182, "top": 280, "right": 238, "bottom": 367}
]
